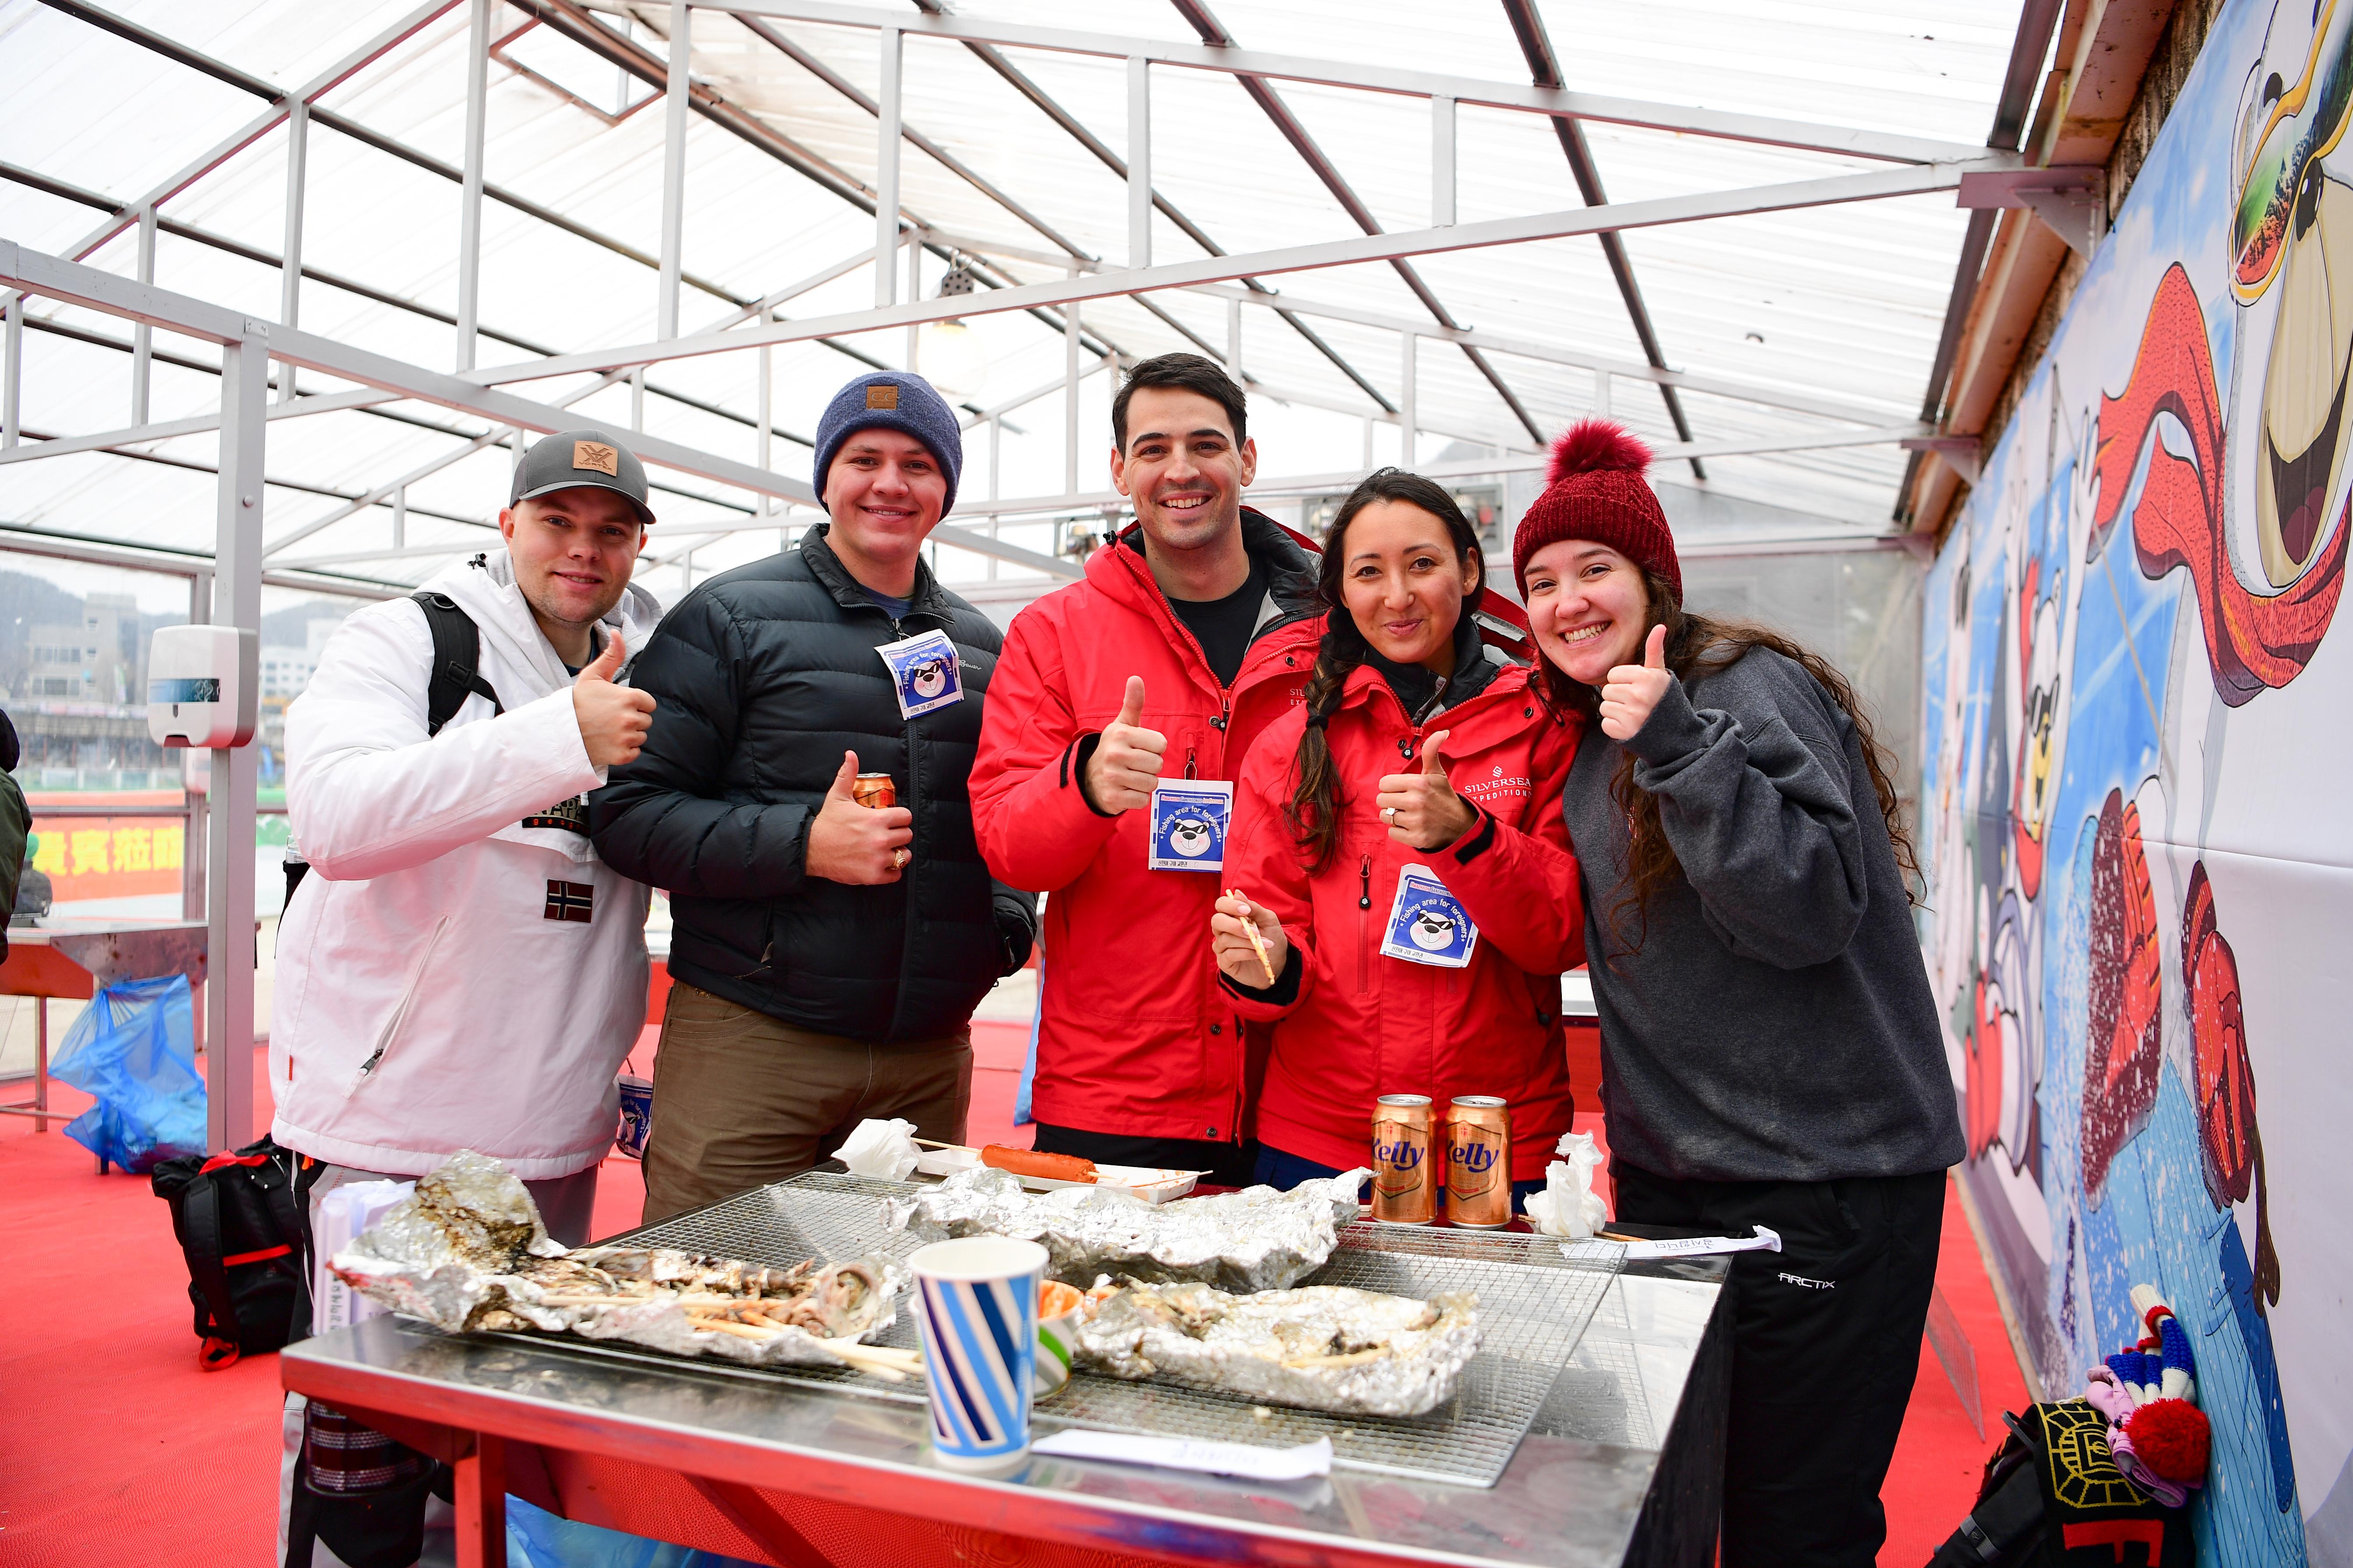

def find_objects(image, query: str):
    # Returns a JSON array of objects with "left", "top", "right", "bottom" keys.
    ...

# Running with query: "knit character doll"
[{"left": 2086, "top": 1283, "right": 2211, "bottom": 1506}]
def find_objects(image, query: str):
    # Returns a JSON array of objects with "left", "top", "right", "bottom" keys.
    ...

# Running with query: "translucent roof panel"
[{"left": 1, "top": 0, "right": 2026, "bottom": 605}]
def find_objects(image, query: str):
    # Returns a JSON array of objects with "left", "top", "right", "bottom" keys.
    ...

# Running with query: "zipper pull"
[
  {"left": 1212, "top": 696, "right": 1230, "bottom": 732},
  {"left": 1358, "top": 854, "right": 1374, "bottom": 910},
  {"left": 1185, "top": 746, "right": 1199, "bottom": 780}
]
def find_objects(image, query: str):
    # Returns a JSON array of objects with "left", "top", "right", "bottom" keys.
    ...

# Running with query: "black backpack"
[
  {"left": 1929, "top": 1403, "right": 2190, "bottom": 1567},
  {"left": 410, "top": 589, "right": 504, "bottom": 735},
  {"left": 150, "top": 1135, "right": 322, "bottom": 1370},
  {"left": 285, "top": 594, "right": 502, "bottom": 909}
]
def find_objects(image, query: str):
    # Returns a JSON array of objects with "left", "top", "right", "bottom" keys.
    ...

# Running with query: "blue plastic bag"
[
  {"left": 506, "top": 1496, "right": 765, "bottom": 1568},
  {"left": 49, "top": 974, "right": 207, "bottom": 1172}
]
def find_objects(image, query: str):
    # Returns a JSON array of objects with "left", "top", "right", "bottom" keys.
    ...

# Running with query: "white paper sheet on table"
[
  {"left": 1564, "top": 1225, "right": 1782, "bottom": 1264},
  {"left": 1029, "top": 1430, "right": 1333, "bottom": 1480}
]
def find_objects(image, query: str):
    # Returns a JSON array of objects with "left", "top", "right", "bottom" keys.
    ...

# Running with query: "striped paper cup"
[{"left": 909, "top": 1237, "right": 1049, "bottom": 1474}]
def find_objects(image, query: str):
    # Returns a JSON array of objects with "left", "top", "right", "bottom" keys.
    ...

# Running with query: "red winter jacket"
[
  {"left": 1224, "top": 656, "right": 1586, "bottom": 1182},
  {"left": 970, "top": 512, "right": 1324, "bottom": 1144}
]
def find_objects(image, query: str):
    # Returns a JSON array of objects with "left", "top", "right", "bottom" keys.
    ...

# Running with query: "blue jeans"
[{"left": 1254, "top": 1145, "right": 1547, "bottom": 1214}]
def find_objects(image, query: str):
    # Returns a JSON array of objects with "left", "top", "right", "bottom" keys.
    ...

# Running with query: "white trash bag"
[
  {"left": 1522, "top": 1129, "right": 1610, "bottom": 1239},
  {"left": 834, "top": 1117, "right": 923, "bottom": 1182}
]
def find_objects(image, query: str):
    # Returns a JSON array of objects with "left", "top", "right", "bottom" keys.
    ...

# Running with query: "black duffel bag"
[{"left": 151, "top": 1134, "right": 320, "bottom": 1370}]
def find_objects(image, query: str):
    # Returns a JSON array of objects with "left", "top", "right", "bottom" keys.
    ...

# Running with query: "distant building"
[
  {"left": 257, "top": 619, "right": 343, "bottom": 701},
  {"left": 22, "top": 591, "right": 138, "bottom": 701}
]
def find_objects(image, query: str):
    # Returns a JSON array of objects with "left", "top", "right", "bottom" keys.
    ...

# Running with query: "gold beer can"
[
  {"left": 1370, "top": 1094, "right": 1436, "bottom": 1225},
  {"left": 1446, "top": 1096, "right": 1512, "bottom": 1228},
  {"left": 851, "top": 773, "right": 897, "bottom": 810}
]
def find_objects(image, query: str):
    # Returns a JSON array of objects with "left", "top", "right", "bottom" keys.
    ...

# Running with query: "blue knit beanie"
[{"left": 812, "top": 371, "right": 962, "bottom": 517}]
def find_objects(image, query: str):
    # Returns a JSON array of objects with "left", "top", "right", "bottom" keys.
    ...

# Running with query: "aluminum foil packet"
[
  {"left": 330, "top": 1151, "right": 902, "bottom": 1368},
  {"left": 888, "top": 1166, "right": 1370, "bottom": 1292},
  {"left": 1077, "top": 1279, "right": 1482, "bottom": 1417}
]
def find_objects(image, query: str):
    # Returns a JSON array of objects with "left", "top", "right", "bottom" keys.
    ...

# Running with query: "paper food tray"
[{"left": 912, "top": 1145, "right": 1199, "bottom": 1203}]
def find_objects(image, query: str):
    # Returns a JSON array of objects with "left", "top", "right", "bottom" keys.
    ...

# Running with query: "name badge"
[
  {"left": 876, "top": 628, "right": 963, "bottom": 720},
  {"left": 1147, "top": 779, "right": 1233, "bottom": 872},
  {"left": 1381, "top": 864, "right": 1478, "bottom": 968}
]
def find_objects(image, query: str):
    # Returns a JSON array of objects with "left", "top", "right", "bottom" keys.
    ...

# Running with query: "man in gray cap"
[{"left": 271, "top": 428, "right": 665, "bottom": 1565}]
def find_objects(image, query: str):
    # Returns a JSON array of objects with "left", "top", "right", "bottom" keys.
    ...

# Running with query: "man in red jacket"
[{"left": 971, "top": 355, "right": 1323, "bottom": 1183}]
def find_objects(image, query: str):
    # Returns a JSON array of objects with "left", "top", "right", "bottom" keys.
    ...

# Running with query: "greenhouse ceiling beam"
[
  {"left": 702, "top": 1, "right": 2002, "bottom": 169},
  {"left": 1499, "top": 0, "right": 1701, "bottom": 477},
  {"left": 40, "top": 0, "right": 462, "bottom": 262},
  {"left": 0, "top": 389, "right": 391, "bottom": 468},
  {"left": 0, "top": 243, "right": 1087, "bottom": 581},
  {"left": 519, "top": 0, "right": 1121, "bottom": 366},
  {"left": 1169, "top": 0, "right": 1546, "bottom": 448},
  {"left": 1181, "top": 283, "right": 1906, "bottom": 430},
  {"left": 464, "top": 158, "right": 1997, "bottom": 384},
  {"left": 904, "top": 0, "right": 1397, "bottom": 415},
  {"left": 0, "top": 524, "right": 408, "bottom": 598},
  {"left": 38, "top": 0, "right": 914, "bottom": 395},
  {"left": 0, "top": 161, "right": 841, "bottom": 455}
]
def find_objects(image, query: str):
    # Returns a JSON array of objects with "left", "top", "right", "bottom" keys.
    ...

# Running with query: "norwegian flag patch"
[{"left": 544, "top": 880, "right": 594, "bottom": 923}]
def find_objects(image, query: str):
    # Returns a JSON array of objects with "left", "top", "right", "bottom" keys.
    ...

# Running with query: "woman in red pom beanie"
[{"left": 1516, "top": 419, "right": 1964, "bottom": 1567}]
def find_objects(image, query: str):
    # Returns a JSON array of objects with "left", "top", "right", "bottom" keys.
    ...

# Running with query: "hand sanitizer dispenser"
[{"left": 148, "top": 625, "right": 258, "bottom": 748}]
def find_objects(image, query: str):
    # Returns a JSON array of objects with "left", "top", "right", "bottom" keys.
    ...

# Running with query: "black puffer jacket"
[{"left": 590, "top": 525, "right": 1036, "bottom": 1043}]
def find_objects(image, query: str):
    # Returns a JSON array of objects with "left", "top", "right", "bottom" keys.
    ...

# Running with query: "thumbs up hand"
[
  {"left": 807, "top": 749, "right": 915, "bottom": 885},
  {"left": 1599, "top": 624, "right": 1673, "bottom": 742},
  {"left": 572, "top": 632, "right": 658, "bottom": 768},
  {"left": 1375, "top": 728, "right": 1475, "bottom": 850},
  {"left": 1082, "top": 675, "right": 1167, "bottom": 815}
]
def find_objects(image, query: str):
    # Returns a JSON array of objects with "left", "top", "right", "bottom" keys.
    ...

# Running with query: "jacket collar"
[
  {"left": 797, "top": 521, "right": 955, "bottom": 625},
  {"left": 426, "top": 549, "right": 663, "bottom": 697},
  {"left": 1094, "top": 507, "right": 1321, "bottom": 629},
  {"left": 1338, "top": 615, "right": 1513, "bottom": 724}
]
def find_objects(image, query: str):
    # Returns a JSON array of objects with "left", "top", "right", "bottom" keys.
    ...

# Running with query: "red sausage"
[{"left": 983, "top": 1145, "right": 1098, "bottom": 1184}]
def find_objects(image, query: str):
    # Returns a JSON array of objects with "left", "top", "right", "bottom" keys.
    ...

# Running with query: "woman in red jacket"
[{"left": 1212, "top": 469, "right": 1586, "bottom": 1202}]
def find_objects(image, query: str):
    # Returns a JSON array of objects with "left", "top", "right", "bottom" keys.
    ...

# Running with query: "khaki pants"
[{"left": 642, "top": 981, "right": 972, "bottom": 1223}]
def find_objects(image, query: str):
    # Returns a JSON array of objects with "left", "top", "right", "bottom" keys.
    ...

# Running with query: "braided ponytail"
[{"left": 1283, "top": 625, "right": 1367, "bottom": 872}]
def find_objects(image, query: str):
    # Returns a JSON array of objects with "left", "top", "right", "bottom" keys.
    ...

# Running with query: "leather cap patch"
[
  {"left": 866, "top": 383, "right": 899, "bottom": 410},
  {"left": 572, "top": 440, "right": 620, "bottom": 476}
]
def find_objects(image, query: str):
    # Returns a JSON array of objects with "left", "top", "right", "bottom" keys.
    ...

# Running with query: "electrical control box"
[{"left": 147, "top": 625, "right": 259, "bottom": 749}]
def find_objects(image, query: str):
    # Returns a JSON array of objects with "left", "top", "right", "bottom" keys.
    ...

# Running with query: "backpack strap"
[
  {"left": 257, "top": 1152, "right": 317, "bottom": 1346},
  {"left": 180, "top": 1174, "right": 245, "bottom": 1370},
  {"left": 409, "top": 591, "right": 503, "bottom": 736}
]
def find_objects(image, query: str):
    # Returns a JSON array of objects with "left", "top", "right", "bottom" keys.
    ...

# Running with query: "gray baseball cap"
[{"left": 509, "top": 429, "right": 656, "bottom": 525}]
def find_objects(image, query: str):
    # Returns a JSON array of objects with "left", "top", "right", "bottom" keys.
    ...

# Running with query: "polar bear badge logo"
[
  {"left": 874, "top": 628, "right": 963, "bottom": 719},
  {"left": 1147, "top": 779, "right": 1234, "bottom": 872},
  {"left": 1381, "top": 864, "right": 1477, "bottom": 968},
  {"left": 1408, "top": 909, "right": 1458, "bottom": 951}
]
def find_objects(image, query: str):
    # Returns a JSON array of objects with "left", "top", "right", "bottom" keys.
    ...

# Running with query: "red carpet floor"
[{"left": 0, "top": 1022, "right": 2021, "bottom": 1565}]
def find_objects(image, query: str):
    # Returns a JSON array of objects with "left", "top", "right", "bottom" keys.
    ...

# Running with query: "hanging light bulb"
[{"left": 917, "top": 260, "right": 989, "bottom": 403}]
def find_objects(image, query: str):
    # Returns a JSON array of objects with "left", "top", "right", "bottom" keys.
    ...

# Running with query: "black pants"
[
  {"left": 1030, "top": 1122, "right": 1260, "bottom": 1188},
  {"left": 1612, "top": 1163, "right": 1945, "bottom": 1568}
]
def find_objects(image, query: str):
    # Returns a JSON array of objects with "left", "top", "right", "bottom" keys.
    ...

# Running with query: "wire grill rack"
[{"left": 575, "top": 1171, "right": 1619, "bottom": 1488}]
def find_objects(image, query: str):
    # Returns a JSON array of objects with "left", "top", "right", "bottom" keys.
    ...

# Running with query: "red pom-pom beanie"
[{"left": 1512, "top": 419, "right": 1682, "bottom": 599}]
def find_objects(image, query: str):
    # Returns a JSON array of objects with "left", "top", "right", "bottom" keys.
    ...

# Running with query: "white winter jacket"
[{"left": 271, "top": 552, "right": 663, "bottom": 1178}]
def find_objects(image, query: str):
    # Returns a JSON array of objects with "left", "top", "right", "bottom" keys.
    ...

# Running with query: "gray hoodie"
[{"left": 1562, "top": 646, "right": 1964, "bottom": 1184}]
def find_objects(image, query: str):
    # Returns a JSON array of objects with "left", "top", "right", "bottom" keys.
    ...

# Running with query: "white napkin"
[
  {"left": 833, "top": 1117, "right": 923, "bottom": 1182},
  {"left": 1522, "top": 1129, "right": 1610, "bottom": 1239},
  {"left": 1029, "top": 1430, "right": 1332, "bottom": 1481},
  {"left": 1567, "top": 1225, "right": 1783, "bottom": 1264}
]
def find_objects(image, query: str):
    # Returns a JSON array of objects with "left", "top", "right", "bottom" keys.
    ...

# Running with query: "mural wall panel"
[{"left": 1920, "top": 2, "right": 2353, "bottom": 1559}]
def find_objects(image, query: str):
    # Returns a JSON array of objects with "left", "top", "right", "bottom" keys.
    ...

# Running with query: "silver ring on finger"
[
  {"left": 892, "top": 848, "right": 910, "bottom": 870},
  {"left": 1381, "top": 806, "right": 1398, "bottom": 822}
]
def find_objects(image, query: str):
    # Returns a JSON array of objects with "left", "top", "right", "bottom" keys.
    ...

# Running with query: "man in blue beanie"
[{"left": 593, "top": 371, "right": 1037, "bottom": 1220}]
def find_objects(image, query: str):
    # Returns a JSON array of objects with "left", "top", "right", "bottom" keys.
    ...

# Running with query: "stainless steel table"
[{"left": 281, "top": 1255, "right": 1728, "bottom": 1568}]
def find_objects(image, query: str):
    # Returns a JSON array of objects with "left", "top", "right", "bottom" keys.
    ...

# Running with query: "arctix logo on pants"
[{"left": 1778, "top": 1271, "right": 1835, "bottom": 1290}]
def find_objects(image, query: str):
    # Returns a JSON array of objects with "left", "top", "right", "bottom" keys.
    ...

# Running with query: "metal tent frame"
[{"left": 0, "top": 0, "right": 2074, "bottom": 1150}]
